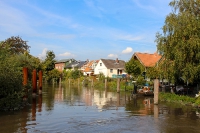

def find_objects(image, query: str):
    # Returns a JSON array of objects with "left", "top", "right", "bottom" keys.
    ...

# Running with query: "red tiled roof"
[
  {"left": 83, "top": 60, "right": 99, "bottom": 72},
  {"left": 134, "top": 52, "right": 162, "bottom": 67}
]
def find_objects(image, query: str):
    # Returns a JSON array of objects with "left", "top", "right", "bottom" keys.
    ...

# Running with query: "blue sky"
[{"left": 0, "top": 0, "right": 172, "bottom": 61}]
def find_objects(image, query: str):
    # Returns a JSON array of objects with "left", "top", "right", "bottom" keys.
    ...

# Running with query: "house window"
[
  {"left": 100, "top": 63, "right": 102, "bottom": 66},
  {"left": 110, "top": 69, "right": 113, "bottom": 73}
]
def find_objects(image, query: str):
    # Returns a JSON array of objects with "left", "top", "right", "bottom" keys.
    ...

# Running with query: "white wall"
[{"left": 94, "top": 60, "right": 108, "bottom": 77}]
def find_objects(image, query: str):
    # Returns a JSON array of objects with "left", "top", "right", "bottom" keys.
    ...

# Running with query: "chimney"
[{"left": 116, "top": 58, "right": 119, "bottom": 63}]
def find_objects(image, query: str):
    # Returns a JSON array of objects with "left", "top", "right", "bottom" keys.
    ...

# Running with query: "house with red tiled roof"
[
  {"left": 83, "top": 60, "right": 99, "bottom": 76},
  {"left": 131, "top": 52, "right": 162, "bottom": 81},
  {"left": 132, "top": 52, "right": 162, "bottom": 69}
]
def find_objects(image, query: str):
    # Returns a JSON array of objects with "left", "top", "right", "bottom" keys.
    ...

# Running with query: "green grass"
[{"left": 159, "top": 92, "right": 198, "bottom": 106}]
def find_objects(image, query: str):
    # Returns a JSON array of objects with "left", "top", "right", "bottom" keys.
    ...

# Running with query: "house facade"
[
  {"left": 65, "top": 60, "right": 88, "bottom": 72},
  {"left": 132, "top": 52, "right": 162, "bottom": 80},
  {"left": 94, "top": 58, "right": 125, "bottom": 78},
  {"left": 55, "top": 59, "right": 77, "bottom": 72},
  {"left": 133, "top": 52, "right": 162, "bottom": 69},
  {"left": 83, "top": 60, "right": 99, "bottom": 76}
]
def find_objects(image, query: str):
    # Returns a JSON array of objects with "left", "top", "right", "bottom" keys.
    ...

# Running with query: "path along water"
[{"left": 0, "top": 83, "right": 200, "bottom": 133}]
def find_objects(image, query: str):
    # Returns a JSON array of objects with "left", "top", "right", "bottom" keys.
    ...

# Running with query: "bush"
[
  {"left": 0, "top": 56, "right": 25, "bottom": 110},
  {"left": 159, "top": 92, "right": 196, "bottom": 105}
]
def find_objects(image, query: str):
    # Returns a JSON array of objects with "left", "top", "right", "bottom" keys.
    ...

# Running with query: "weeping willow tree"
[{"left": 156, "top": 0, "right": 200, "bottom": 85}]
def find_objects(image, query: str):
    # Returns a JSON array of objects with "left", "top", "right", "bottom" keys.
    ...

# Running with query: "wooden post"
[
  {"left": 154, "top": 105, "right": 159, "bottom": 118},
  {"left": 38, "top": 70, "right": 42, "bottom": 94},
  {"left": 32, "top": 69, "right": 37, "bottom": 95},
  {"left": 105, "top": 78, "right": 107, "bottom": 89},
  {"left": 117, "top": 78, "right": 120, "bottom": 93},
  {"left": 116, "top": 93, "right": 120, "bottom": 110},
  {"left": 154, "top": 79, "right": 159, "bottom": 104},
  {"left": 23, "top": 67, "right": 28, "bottom": 100}
]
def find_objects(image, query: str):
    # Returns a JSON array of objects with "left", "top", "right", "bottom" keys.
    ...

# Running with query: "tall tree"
[
  {"left": 156, "top": 0, "right": 200, "bottom": 84},
  {"left": 1, "top": 36, "right": 30, "bottom": 54},
  {"left": 44, "top": 50, "right": 56, "bottom": 72}
]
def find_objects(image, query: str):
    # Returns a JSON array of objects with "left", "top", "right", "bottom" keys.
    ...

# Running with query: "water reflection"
[{"left": 0, "top": 83, "right": 200, "bottom": 133}]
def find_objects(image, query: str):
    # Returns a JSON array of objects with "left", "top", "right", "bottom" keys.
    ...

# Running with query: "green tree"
[
  {"left": 46, "top": 69, "right": 61, "bottom": 83},
  {"left": 71, "top": 69, "right": 83, "bottom": 79},
  {"left": 42, "top": 50, "right": 58, "bottom": 82},
  {"left": 1, "top": 36, "right": 30, "bottom": 54},
  {"left": 0, "top": 45, "right": 25, "bottom": 110},
  {"left": 43, "top": 50, "right": 56, "bottom": 72},
  {"left": 156, "top": 0, "right": 200, "bottom": 84},
  {"left": 125, "top": 58, "right": 143, "bottom": 80}
]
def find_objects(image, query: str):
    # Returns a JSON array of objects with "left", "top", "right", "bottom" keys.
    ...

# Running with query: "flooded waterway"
[{"left": 0, "top": 83, "right": 200, "bottom": 133}]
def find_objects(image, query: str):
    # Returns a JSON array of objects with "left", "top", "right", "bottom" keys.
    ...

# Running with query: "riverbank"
[{"left": 159, "top": 92, "right": 200, "bottom": 108}]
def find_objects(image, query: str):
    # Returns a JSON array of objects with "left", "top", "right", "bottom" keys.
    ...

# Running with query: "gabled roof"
[
  {"left": 84, "top": 60, "right": 99, "bottom": 72},
  {"left": 101, "top": 59, "right": 125, "bottom": 69},
  {"left": 133, "top": 52, "right": 162, "bottom": 67},
  {"left": 65, "top": 62, "right": 78, "bottom": 68},
  {"left": 77, "top": 61, "right": 87, "bottom": 68},
  {"left": 65, "top": 61, "right": 87, "bottom": 69},
  {"left": 55, "top": 58, "right": 76, "bottom": 63}
]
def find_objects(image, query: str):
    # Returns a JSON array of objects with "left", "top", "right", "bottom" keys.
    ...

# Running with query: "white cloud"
[
  {"left": 38, "top": 48, "right": 48, "bottom": 60},
  {"left": 122, "top": 47, "right": 133, "bottom": 54},
  {"left": 58, "top": 52, "right": 74, "bottom": 57},
  {"left": 108, "top": 54, "right": 118, "bottom": 58}
]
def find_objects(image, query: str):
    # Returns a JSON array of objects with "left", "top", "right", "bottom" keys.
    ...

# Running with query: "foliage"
[
  {"left": 156, "top": 0, "right": 200, "bottom": 84},
  {"left": 62, "top": 70, "right": 71, "bottom": 80},
  {"left": 125, "top": 58, "right": 143, "bottom": 79},
  {"left": 45, "top": 69, "right": 61, "bottom": 83},
  {"left": 71, "top": 69, "right": 83, "bottom": 79},
  {"left": 0, "top": 37, "right": 35, "bottom": 110},
  {"left": 0, "top": 50, "right": 25, "bottom": 110},
  {"left": 1, "top": 36, "right": 30, "bottom": 55},
  {"left": 146, "top": 67, "right": 160, "bottom": 79},
  {"left": 136, "top": 76, "right": 146, "bottom": 86},
  {"left": 195, "top": 97, "right": 200, "bottom": 105},
  {"left": 43, "top": 50, "right": 56, "bottom": 72},
  {"left": 97, "top": 72, "right": 105, "bottom": 82},
  {"left": 159, "top": 92, "right": 196, "bottom": 105}
]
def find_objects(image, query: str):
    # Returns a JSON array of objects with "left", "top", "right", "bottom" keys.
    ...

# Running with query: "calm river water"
[{"left": 0, "top": 83, "right": 200, "bottom": 133}]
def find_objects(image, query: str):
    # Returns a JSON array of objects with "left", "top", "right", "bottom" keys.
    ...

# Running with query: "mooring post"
[
  {"left": 116, "top": 93, "right": 120, "bottom": 110},
  {"left": 23, "top": 67, "right": 28, "bottom": 100},
  {"left": 105, "top": 78, "right": 107, "bottom": 89},
  {"left": 154, "top": 105, "right": 159, "bottom": 118},
  {"left": 117, "top": 78, "right": 120, "bottom": 93},
  {"left": 38, "top": 70, "right": 42, "bottom": 94},
  {"left": 32, "top": 69, "right": 37, "bottom": 95},
  {"left": 154, "top": 79, "right": 159, "bottom": 104}
]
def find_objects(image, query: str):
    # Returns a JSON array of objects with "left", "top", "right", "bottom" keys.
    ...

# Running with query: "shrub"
[{"left": 0, "top": 56, "right": 25, "bottom": 110}]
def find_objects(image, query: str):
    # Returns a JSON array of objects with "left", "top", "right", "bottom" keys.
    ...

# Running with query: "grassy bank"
[{"left": 159, "top": 92, "right": 200, "bottom": 107}]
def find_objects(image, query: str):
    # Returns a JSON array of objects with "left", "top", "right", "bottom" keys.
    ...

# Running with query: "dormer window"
[{"left": 100, "top": 63, "right": 102, "bottom": 66}]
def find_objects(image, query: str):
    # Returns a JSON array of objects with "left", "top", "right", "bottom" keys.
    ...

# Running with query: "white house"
[{"left": 94, "top": 58, "right": 126, "bottom": 78}]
